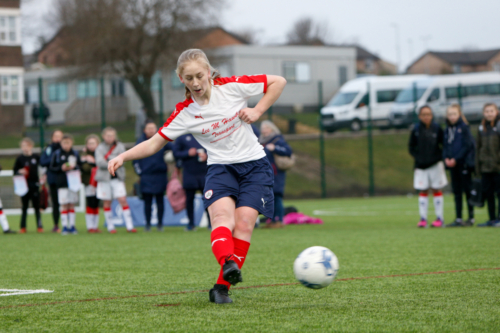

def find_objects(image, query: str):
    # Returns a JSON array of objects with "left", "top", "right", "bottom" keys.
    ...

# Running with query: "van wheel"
[{"left": 350, "top": 120, "right": 362, "bottom": 132}]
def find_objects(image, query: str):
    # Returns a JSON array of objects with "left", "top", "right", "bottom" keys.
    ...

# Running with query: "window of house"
[
  {"left": 493, "top": 63, "right": 500, "bottom": 72},
  {"left": 150, "top": 72, "right": 161, "bottom": 91},
  {"left": 453, "top": 64, "right": 461, "bottom": 73},
  {"left": 1, "top": 75, "right": 21, "bottom": 104},
  {"left": 283, "top": 62, "right": 311, "bottom": 83},
  {"left": 25, "top": 86, "right": 38, "bottom": 104},
  {"left": 171, "top": 70, "right": 184, "bottom": 89},
  {"left": 111, "top": 79, "right": 125, "bottom": 96},
  {"left": 0, "top": 15, "right": 19, "bottom": 45},
  {"left": 77, "top": 79, "right": 98, "bottom": 99},
  {"left": 365, "top": 59, "right": 374, "bottom": 71},
  {"left": 427, "top": 88, "right": 440, "bottom": 102},
  {"left": 339, "top": 66, "right": 348, "bottom": 86},
  {"left": 376, "top": 90, "right": 401, "bottom": 103},
  {"left": 48, "top": 83, "right": 68, "bottom": 102}
]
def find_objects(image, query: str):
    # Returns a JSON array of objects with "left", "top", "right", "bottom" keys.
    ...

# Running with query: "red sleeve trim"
[
  {"left": 157, "top": 98, "right": 193, "bottom": 141},
  {"left": 215, "top": 75, "right": 268, "bottom": 93}
]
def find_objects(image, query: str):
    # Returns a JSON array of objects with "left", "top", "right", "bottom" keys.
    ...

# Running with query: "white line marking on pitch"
[
  {"left": 313, "top": 210, "right": 414, "bottom": 216},
  {"left": 0, "top": 289, "right": 54, "bottom": 297}
]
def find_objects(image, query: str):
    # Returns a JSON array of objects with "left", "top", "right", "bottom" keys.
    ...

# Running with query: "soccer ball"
[{"left": 293, "top": 246, "right": 339, "bottom": 289}]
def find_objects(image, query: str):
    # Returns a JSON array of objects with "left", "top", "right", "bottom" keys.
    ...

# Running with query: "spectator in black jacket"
[
  {"left": 443, "top": 104, "right": 475, "bottom": 227},
  {"left": 14, "top": 138, "right": 43, "bottom": 233},
  {"left": 50, "top": 134, "right": 81, "bottom": 235},
  {"left": 475, "top": 103, "right": 500, "bottom": 227},
  {"left": 409, "top": 105, "right": 447, "bottom": 228},
  {"left": 172, "top": 133, "right": 210, "bottom": 231},
  {"left": 40, "top": 129, "right": 63, "bottom": 232}
]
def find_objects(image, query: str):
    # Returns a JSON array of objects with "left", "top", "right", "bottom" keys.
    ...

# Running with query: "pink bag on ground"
[
  {"left": 283, "top": 212, "right": 323, "bottom": 225},
  {"left": 167, "top": 169, "right": 186, "bottom": 214}
]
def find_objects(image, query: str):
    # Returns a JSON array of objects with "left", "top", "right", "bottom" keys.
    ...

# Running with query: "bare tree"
[
  {"left": 54, "top": 0, "right": 223, "bottom": 119},
  {"left": 233, "top": 27, "right": 262, "bottom": 45},
  {"left": 286, "top": 17, "right": 330, "bottom": 45}
]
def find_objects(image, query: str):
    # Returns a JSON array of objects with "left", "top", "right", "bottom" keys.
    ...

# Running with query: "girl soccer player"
[
  {"left": 443, "top": 104, "right": 475, "bottom": 227},
  {"left": 409, "top": 105, "right": 447, "bottom": 228},
  {"left": 81, "top": 134, "right": 101, "bottom": 233},
  {"left": 108, "top": 49, "right": 286, "bottom": 304}
]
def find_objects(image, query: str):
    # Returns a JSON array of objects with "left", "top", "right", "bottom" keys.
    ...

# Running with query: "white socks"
[
  {"left": 122, "top": 207, "right": 134, "bottom": 230},
  {"left": 0, "top": 212, "right": 9, "bottom": 232},
  {"left": 93, "top": 213, "right": 100, "bottom": 230},
  {"left": 85, "top": 214, "right": 93, "bottom": 231},
  {"left": 419, "top": 192, "right": 444, "bottom": 221},
  {"left": 69, "top": 210, "right": 76, "bottom": 228},
  {"left": 433, "top": 192, "right": 444, "bottom": 221},
  {"left": 61, "top": 211, "right": 68, "bottom": 228},
  {"left": 104, "top": 207, "right": 114, "bottom": 231},
  {"left": 419, "top": 194, "right": 428, "bottom": 221}
]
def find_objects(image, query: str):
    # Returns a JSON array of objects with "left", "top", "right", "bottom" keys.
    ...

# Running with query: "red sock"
[
  {"left": 233, "top": 237, "right": 250, "bottom": 269},
  {"left": 210, "top": 227, "right": 234, "bottom": 265},
  {"left": 215, "top": 237, "right": 250, "bottom": 288}
]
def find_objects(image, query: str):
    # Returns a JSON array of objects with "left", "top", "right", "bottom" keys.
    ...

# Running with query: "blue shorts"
[{"left": 203, "top": 157, "right": 275, "bottom": 218}]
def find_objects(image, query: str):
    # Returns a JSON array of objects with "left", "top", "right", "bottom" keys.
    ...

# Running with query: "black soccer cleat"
[
  {"left": 3, "top": 229, "right": 16, "bottom": 234},
  {"left": 446, "top": 219, "right": 465, "bottom": 227},
  {"left": 209, "top": 284, "right": 233, "bottom": 304},
  {"left": 223, "top": 258, "right": 243, "bottom": 286}
]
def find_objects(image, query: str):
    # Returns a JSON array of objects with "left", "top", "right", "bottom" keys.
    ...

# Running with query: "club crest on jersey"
[
  {"left": 205, "top": 190, "right": 213, "bottom": 199},
  {"left": 195, "top": 114, "right": 204, "bottom": 120}
]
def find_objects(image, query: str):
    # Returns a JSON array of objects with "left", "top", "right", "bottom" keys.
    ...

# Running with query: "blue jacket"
[
  {"left": 443, "top": 118, "right": 475, "bottom": 169},
  {"left": 133, "top": 134, "right": 172, "bottom": 194},
  {"left": 263, "top": 135, "right": 293, "bottom": 196},
  {"left": 172, "top": 134, "right": 207, "bottom": 190},
  {"left": 40, "top": 142, "right": 61, "bottom": 185}
]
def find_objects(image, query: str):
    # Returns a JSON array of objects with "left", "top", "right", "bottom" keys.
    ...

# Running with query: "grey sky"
[{"left": 22, "top": 0, "right": 500, "bottom": 70}]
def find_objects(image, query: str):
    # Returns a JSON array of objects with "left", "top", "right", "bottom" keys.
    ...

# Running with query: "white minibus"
[{"left": 320, "top": 75, "right": 428, "bottom": 132}]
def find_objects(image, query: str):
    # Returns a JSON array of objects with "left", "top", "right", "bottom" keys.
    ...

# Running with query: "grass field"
[{"left": 1, "top": 195, "right": 499, "bottom": 332}]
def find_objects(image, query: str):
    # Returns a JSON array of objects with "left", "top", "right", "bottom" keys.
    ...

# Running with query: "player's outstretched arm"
[
  {"left": 108, "top": 133, "right": 166, "bottom": 176},
  {"left": 239, "top": 75, "right": 287, "bottom": 124}
]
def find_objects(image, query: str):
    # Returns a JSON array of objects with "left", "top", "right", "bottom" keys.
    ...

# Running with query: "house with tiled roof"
[
  {"left": 407, "top": 48, "right": 500, "bottom": 74},
  {"left": 0, "top": 0, "right": 23, "bottom": 133}
]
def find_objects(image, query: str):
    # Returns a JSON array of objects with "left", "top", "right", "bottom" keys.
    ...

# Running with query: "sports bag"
[
  {"left": 468, "top": 178, "right": 484, "bottom": 208},
  {"left": 40, "top": 184, "right": 49, "bottom": 210},
  {"left": 271, "top": 137, "right": 296, "bottom": 170},
  {"left": 167, "top": 169, "right": 186, "bottom": 214}
]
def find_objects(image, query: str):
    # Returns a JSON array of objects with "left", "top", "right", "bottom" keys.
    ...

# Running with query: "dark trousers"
[
  {"left": 143, "top": 193, "right": 164, "bottom": 227},
  {"left": 86, "top": 195, "right": 99, "bottom": 209},
  {"left": 49, "top": 183, "right": 60, "bottom": 227},
  {"left": 21, "top": 186, "right": 42, "bottom": 229},
  {"left": 481, "top": 172, "right": 500, "bottom": 221},
  {"left": 274, "top": 193, "right": 284, "bottom": 222},
  {"left": 449, "top": 166, "right": 473, "bottom": 220},
  {"left": 185, "top": 188, "right": 211, "bottom": 229}
]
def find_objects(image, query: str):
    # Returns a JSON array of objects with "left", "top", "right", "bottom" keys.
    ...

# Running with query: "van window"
[
  {"left": 427, "top": 88, "right": 440, "bottom": 102},
  {"left": 327, "top": 92, "right": 359, "bottom": 106},
  {"left": 376, "top": 90, "right": 400, "bottom": 103},
  {"left": 395, "top": 87, "right": 427, "bottom": 103},
  {"left": 465, "top": 84, "right": 487, "bottom": 96},
  {"left": 487, "top": 84, "right": 500, "bottom": 95},
  {"left": 356, "top": 94, "right": 369, "bottom": 108},
  {"left": 445, "top": 86, "right": 467, "bottom": 99}
]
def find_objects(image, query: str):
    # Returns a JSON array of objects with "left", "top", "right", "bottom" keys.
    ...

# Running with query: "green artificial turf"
[{"left": 0, "top": 196, "right": 498, "bottom": 332}]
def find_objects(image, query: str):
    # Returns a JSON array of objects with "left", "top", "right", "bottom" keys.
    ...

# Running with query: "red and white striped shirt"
[{"left": 158, "top": 75, "right": 268, "bottom": 165}]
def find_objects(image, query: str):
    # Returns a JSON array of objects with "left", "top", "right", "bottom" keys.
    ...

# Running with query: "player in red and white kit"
[{"left": 108, "top": 49, "right": 286, "bottom": 304}]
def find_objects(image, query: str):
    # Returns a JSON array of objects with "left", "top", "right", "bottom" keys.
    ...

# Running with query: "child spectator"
[
  {"left": 443, "top": 104, "right": 475, "bottom": 227},
  {"left": 475, "top": 103, "right": 500, "bottom": 227},
  {"left": 50, "top": 134, "right": 81, "bottom": 235},
  {"left": 95, "top": 127, "right": 136, "bottom": 233},
  {"left": 133, "top": 120, "right": 172, "bottom": 231},
  {"left": 259, "top": 120, "right": 293, "bottom": 229},
  {"left": 409, "top": 105, "right": 447, "bottom": 228},
  {"left": 172, "top": 133, "right": 209, "bottom": 232},
  {"left": 81, "top": 134, "right": 101, "bottom": 233},
  {"left": 40, "top": 130, "right": 64, "bottom": 233},
  {"left": 14, "top": 138, "right": 43, "bottom": 233},
  {"left": 0, "top": 164, "right": 15, "bottom": 234}
]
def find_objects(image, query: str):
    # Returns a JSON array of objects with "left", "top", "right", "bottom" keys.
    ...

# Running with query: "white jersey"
[{"left": 158, "top": 75, "right": 268, "bottom": 165}]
